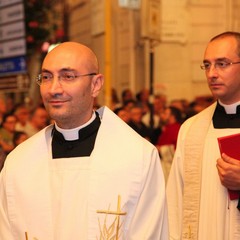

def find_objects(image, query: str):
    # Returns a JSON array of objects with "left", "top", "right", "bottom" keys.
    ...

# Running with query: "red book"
[{"left": 217, "top": 133, "right": 240, "bottom": 200}]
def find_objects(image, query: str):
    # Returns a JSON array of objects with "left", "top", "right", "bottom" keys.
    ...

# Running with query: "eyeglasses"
[
  {"left": 36, "top": 72, "right": 97, "bottom": 86},
  {"left": 200, "top": 60, "right": 240, "bottom": 71}
]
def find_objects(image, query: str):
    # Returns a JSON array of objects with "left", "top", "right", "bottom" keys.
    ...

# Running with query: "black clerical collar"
[
  {"left": 51, "top": 112, "right": 101, "bottom": 158},
  {"left": 213, "top": 102, "right": 240, "bottom": 128},
  {"left": 55, "top": 112, "right": 96, "bottom": 141}
]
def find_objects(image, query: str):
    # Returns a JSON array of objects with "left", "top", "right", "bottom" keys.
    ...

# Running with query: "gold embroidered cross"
[
  {"left": 183, "top": 225, "right": 194, "bottom": 239},
  {"left": 25, "top": 232, "right": 38, "bottom": 240},
  {"left": 97, "top": 195, "right": 127, "bottom": 240}
]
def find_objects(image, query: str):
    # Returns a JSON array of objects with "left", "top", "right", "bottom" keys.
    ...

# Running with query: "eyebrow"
[
  {"left": 41, "top": 69, "right": 52, "bottom": 73},
  {"left": 41, "top": 68, "right": 77, "bottom": 74},
  {"left": 203, "top": 57, "right": 230, "bottom": 63},
  {"left": 59, "top": 68, "right": 76, "bottom": 72}
]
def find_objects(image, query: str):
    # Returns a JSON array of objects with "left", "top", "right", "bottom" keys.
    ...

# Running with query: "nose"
[
  {"left": 49, "top": 76, "right": 63, "bottom": 94},
  {"left": 206, "top": 64, "right": 218, "bottom": 79}
]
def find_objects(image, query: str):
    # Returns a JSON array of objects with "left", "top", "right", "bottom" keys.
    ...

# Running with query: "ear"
[{"left": 91, "top": 74, "right": 104, "bottom": 97}]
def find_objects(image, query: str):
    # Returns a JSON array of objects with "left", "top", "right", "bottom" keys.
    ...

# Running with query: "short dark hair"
[
  {"left": 169, "top": 106, "right": 183, "bottom": 124},
  {"left": 210, "top": 31, "right": 240, "bottom": 57},
  {"left": 13, "top": 131, "right": 27, "bottom": 147},
  {"left": 1, "top": 113, "right": 16, "bottom": 127}
]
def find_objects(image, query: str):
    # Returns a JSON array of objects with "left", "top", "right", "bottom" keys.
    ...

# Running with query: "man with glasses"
[
  {"left": 167, "top": 31, "right": 240, "bottom": 240},
  {"left": 0, "top": 42, "right": 168, "bottom": 239}
]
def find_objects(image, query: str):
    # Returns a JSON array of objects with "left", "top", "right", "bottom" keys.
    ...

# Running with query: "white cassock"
[
  {"left": 0, "top": 106, "right": 168, "bottom": 240},
  {"left": 167, "top": 103, "right": 240, "bottom": 240}
]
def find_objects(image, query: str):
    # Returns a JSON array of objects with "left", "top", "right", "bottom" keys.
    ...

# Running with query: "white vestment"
[
  {"left": 167, "top": 103, "right": 240, "bottom": 240},
  {"left": 0, "top": 106, "right": 168, "bottom": 240}
]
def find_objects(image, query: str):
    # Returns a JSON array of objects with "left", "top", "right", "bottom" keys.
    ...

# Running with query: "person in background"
[
  {"left": 156, "top": 106, "right": 183, "bottom": 182},
  {"left": 5, "top": 96, "right": 15, "bottom": 115},
  {"left": 110, "top": 88, "right": 121, "bottom": 110},
  {"left": 12, "top": 131, "right": 28, "bottom": 147},
  {"left": 0, "top": 113, "right": 17, "bottom": 155},
  {"left": 114, "top": 107, "right": 130, "bottom": 123},
  {"left": 136, "top": 88, "right": 150, "bottom": 115},
  {"left": 122, "top": 99, "right": 136, "bottom": 112},
  {"left": 156, "top": 106, "right": 183, "bottom": 149},
  {"left": 121, "top": 88, "right": 134, "bottom": 106},
  {"left": 24, "top": 106, "right": 49, "bottom": 137},
  {"left": 128, "top": 104, "right": 151, "bottom": 141},
  {"left": 142, "top": 94, "right": 167, "bottom": 144},
  {"left": 0, "top": 42, "right": 168, "bottom": 240},
  {"left": 0, "top": 97, "right": 7, "bottom": 125},
  {"left": 167, "top": 31, "right": 240, "bottom": 240},
  {"left": 0, "top": 148, "right": 6, "bottom": 172},
  {"left": 14, "top": 104, "right": 30, "bottom": 133}
]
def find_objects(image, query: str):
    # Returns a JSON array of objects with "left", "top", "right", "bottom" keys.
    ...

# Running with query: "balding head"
[
  {"left": 39, "top": 42, "right": 104, "bottom": 129},
  {"left": 43, "top": 42, "right": 99, "bottom": 74}
]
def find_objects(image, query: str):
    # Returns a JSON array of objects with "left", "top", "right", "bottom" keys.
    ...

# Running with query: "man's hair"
[
  {"left": 210, "top": 31, "right": 240, "bottom": 57},
  {"left": 169, "top": 106, "right": 183, "bottom": 124}
]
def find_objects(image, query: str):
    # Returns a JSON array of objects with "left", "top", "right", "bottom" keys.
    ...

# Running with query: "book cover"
[{"left": 217, "top": 133, "right": 240, "bottom": 200}]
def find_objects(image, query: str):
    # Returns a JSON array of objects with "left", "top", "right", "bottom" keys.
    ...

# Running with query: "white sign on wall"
[
  {"left": 0, "top": 39, "right": 26, "bottom": 59},
  {"left": 0, "top": 0, "right": 21, "bottom": 8},
  {"left": 0, "top": 21, "right": 25, "bottom": 41},
  {"left": 160, "top": 0, "right": 188, "bottom": 44},
  {"left": 0, "top": 3, "right": 24, "bottom": 25}
]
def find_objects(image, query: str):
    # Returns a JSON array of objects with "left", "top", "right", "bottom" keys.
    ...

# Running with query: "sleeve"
[
  {"left": 0, "top": 167, "right": 15, "bottom": 240},
  {"left": 126, "top": 146, "right": 169, "bottom": 240}
]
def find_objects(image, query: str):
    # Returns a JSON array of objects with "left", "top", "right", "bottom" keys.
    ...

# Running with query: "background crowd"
[{"left": 0, "top": 88, "right": 214, "bottom": 176}]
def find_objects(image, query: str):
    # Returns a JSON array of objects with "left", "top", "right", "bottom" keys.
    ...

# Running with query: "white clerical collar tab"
[
  {"left": 55, "top": 112, "right": 96, "bottom": 140},
  {"left": 219, "top": 100, "right": 240, "bottom": 114}
]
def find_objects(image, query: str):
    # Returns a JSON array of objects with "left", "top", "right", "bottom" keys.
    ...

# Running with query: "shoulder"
[
  {"left": 182, "top": 102, "right": 216, "bottom": 127},
  {"left": 4, "top": 125, "right": 53, "bottom": 168},
  {"left": 176, "top": 102, "right": 216, "bottom": 141},
  {"left": 14, "top": 125, "right": 52, "bottom": 149},
  {"left": 97, "top": 106, "right": 157, "bottom": 152}
]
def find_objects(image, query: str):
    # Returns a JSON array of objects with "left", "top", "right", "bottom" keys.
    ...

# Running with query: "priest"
[
  {"left": 0, "top": 42, "right": 168, "bottom": 239},
  {"left": 167, "top": 31, "right": 240, "bottom": 240}
]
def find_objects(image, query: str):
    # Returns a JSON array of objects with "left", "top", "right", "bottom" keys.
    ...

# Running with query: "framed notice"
[
  {"left": 141, "top": 0, "right": 161, "bottom": 40},
  {"left": 160, "top": 0, "right": 188, "bottom": 44}
]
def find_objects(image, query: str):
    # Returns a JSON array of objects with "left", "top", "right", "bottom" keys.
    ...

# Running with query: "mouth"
[
  {"left": 48, "top": 99, "right": 67, "bottom": 107},
  {"left": 209, "top": 83, "right": 223, "bottom": 88}
]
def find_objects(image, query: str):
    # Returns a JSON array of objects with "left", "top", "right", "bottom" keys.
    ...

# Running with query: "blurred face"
[
  {"left": 40, "top": 43, "right": 103, "bottom": 129},
  {"left": 160, "top": 108, "right": 171, "bottom": 125},
  {"left": 203, "top": 36, "right": 240, "bottom": 104},
  {"left": 32, "top": 108, "right": 49, "bottom": 129},
  {"left": 140, "top": 89, "right": 149, "bottom": 102},
  {"left": 3, "top": 116, "right": 17, "bottom": 133},
  {"left": 130, "top": 107, "right": 143, "bottom": 123},
  {"left": 15, "top": 133, "right": 28, "bottom": 146},
  {"left": 15, "top": 107, "right": 30, "bottom": 124},
  {"left": 117, "top": 109, "right": 130, "bottom": 123},
  {"left": 123, "top": 90, "right": 133, "bottom": 102}
]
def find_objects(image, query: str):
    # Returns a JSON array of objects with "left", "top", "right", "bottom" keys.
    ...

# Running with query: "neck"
[{"left": 55, "top": 112, "right": 96, "bottom": 140}]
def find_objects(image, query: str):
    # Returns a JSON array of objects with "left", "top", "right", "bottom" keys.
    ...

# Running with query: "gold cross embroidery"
[
  {"left": 25, "top": 232, "right": 38, "bottom": 240},
  {"left": 183, "top": 225, "right": 194, "bottom": 239},
  {"left": 97, "top": 195, "right": 127, "bottom": 240}
]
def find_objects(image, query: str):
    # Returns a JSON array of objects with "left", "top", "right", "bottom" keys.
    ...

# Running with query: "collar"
[
  {"left": 213, "top": 101, "right": 240, "bottom": 128},
  {"left": 51, "top": 112, "right": 101, "bottom": 158},
  {"left": 218, "top": 100, "right": 240, "bottom": 114},
  {"left": 54, "top": 112, "right": 96, "bottom": 141}
]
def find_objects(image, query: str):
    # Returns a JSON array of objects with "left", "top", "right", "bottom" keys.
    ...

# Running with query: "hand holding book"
[{"left": 217, "top": 133, "right": 240, "bottom": 200}]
